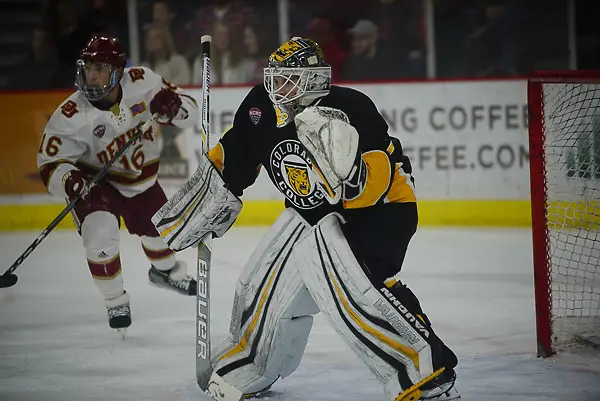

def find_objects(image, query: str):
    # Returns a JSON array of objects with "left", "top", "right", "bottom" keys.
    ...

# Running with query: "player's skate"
[
  {"left": 105, "top": 292, "right": 131, "bottom": 339},
  {"left": 148, "top": 261, "right": 197, "bottom": 296}
]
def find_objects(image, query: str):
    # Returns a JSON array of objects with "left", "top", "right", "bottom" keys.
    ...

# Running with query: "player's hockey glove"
[
  {"left": 150, "top": 88, "right": 182, "bottom": 124},
  {"left": 62, "top": 169, "right": 89, "bottom": 201}
]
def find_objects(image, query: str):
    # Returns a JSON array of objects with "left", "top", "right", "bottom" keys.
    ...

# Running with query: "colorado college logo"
[{"left": 270, "top": 139, "right": 324, "bottom": 209}]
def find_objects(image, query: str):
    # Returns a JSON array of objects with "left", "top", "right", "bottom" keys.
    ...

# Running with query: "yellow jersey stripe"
[
  {"left": 208, "top": 143, "right": 225, "bottom": 173},
  {"left": 343, "top": 150, "right": 391, "bottom": 209},
  {"left": 386, "top": 165, "right": 416, "bottom": 203}
]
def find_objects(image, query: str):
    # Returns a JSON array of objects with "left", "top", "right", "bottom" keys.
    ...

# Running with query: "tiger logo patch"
[
  {"left": 270, "top": 139, "right": 324, "bottom": 209},
  {"left": 284, "top": 161, "right": 310, "bottom": 196}
]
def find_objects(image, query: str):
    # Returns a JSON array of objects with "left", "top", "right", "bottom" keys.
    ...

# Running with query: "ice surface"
[{"left": 1, "top": 227, "right": 599, "bottom": 401}]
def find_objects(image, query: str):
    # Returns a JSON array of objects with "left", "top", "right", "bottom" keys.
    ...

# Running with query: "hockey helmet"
[
  {"left": 264, "top": 37, "right": 331, "bottom": 125},
  {"left": 75, "top": 36, "right": 127, "bottom": 101}
]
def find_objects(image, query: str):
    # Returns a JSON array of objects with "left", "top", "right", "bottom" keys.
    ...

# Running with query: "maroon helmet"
[{"left": 75, "top": 36, "right": 127, "bottom": 101}]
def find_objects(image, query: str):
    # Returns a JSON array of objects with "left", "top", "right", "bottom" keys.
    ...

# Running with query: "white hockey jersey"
[{"left": 37, "top": 66, "right": 199, "bottom": 198}]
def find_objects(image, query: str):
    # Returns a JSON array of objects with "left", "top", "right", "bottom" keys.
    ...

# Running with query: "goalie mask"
[
  {"left": 75, "top": 36, "right": 126, "bottom": 101},
  {"left": 264, "top": 37, "right": 331, "bottom": 127}
]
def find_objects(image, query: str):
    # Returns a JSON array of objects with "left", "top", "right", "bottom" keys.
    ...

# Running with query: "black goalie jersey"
[{"left": 207, "top": 84, "right": 416, "bottom": 226}]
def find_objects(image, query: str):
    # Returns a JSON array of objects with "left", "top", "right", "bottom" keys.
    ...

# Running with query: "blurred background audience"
[
  {"left": 141, "top": 24, "right": 190, "bottom": 85},
  {"left": 1, "top": 0, "right": 598, "bottom": 90}
]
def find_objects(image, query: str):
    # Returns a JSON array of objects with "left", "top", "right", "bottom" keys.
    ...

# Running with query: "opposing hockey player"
[
  {"left": 154, "top": 38, "right": 459, "bottom": 400},
  {"left": 36, "top": 36, "right": 199, "bottom": 334}
]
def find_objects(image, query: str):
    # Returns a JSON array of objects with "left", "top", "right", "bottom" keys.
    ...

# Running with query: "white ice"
[{"left": 1, "top": 227, "right": 599, "bottom": 401}]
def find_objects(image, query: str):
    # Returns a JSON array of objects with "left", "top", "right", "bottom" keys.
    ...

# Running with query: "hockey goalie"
[{"left": 153, "top": 37, "right": 460, "bottom": 401}]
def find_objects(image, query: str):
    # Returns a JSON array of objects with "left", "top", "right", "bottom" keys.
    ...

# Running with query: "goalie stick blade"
[
  {"left": 0, "top": 273, "right": 18, "bottom": 288},
  {"left": 204, "top": 372, "right": 244, "bottom": 401}
]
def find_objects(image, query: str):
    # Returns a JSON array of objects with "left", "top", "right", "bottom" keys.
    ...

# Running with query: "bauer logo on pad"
[{"left": 249, "top": 107, "right": 262, "bottom": 125}]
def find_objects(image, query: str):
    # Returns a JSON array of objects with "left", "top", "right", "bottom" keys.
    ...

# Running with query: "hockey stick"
[
  {"left": 195, "top": 34, "right": 214, "bottom": 389},
  {"left": 195, "top": 35, "right": 244, "bottom": 401},
  {"left": 0, "top": 115, "right": 156, "bottom": 289}
]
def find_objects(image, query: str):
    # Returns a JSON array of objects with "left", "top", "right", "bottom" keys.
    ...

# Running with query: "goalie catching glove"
[
  {"left": 151, "top": 154, "right": 242, "bottom": 251},
  {"left": 294, "top": 106, "right": 364, "bottom": 204}
]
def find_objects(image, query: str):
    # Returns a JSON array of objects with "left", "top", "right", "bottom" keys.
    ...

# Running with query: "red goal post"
[{"left": 528, "top": 70, "right": 600, "bottom": 357}]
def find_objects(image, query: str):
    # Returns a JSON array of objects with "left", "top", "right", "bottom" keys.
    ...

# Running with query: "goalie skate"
[
  {"left": 148, "top": 261, "right": 197, "bottom": 296},
  {"left": 242, "top": 383, "right": 274, "bottom": 399},
  {"left": 419, "top": 369, "right": 460, "bottom": 400}
]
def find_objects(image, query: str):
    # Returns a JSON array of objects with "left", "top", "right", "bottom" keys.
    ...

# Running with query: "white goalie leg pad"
[
  {"left": 290, "top": 213, "right": 435, "bottom": 401},
  {"left": 151, "top": 153, "right": 242, "bottom": 251},
  {"left": 211, "top": 208, "right": 319, "bottom": 395}
]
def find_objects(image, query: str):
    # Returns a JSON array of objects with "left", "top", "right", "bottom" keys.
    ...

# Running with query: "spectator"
[
  {"left": 83, "top": 0, "right": 127, "bottom": 43},
  {"left": 342, "top": 20, "right": 397, "bottom": 81},
  {"left": 146, "top": 0, "right": 187, "bottom": 54},
  {"left": 465, "top": 1, "right": 523, "bottom": 76},
  {"left": 186, "top": 0, "right": 254, "bottom": 63},
  {"left": 191, "top": 20, "right": 256, "bottom": 85},
  {"left": 288, "top": 0, "right": 314, "bottom": 38},
  {"left": 44, "top": 0, "right": 93, "bottom": 77},
  {"left": 142, "top": 25, "right": 191, "bottom": 85},
  {"left": 250, "top": 0, "right": 280, "bottom": 42},
  {"left": 434, "top": 0, "right": 479, "bottom": 77},
  {"left": 189, "top": 0, "right": 253, "bottom": 33},
  {"left": 373, "top": 0, "right": 426, "bottom": 78},
  {"left": 9, "top": 26, "right": 73, "bottom": 89},
  {"left": 242, "top": 21, "right": 273, "bottom": 84},
  {"left": 306, "top": 18, "right": 347, "bottom": 79}
]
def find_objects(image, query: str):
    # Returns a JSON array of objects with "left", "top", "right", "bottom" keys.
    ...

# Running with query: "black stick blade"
[{"left": 0, "top": 273, "right": 18, "bottom": 288}]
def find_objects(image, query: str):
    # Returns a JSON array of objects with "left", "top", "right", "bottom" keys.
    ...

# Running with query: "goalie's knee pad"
[
  {"left": 211, "top": 208, "right": 318, "bottom": 395},
  {"left": 291, "top": 213, "right": 455, "bottom": 401}
]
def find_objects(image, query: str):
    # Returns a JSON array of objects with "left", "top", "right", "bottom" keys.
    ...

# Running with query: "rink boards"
[{"left": 0, "top": 78, "right": 591, "bottom": 230}]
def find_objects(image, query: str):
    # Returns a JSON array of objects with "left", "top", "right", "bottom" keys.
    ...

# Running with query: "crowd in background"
[
  {"left": 133, "top": 0, "right": 429, "bottom": 86},
  {"left": 2, "top": 0, "right": 598, "bottom": 90}
]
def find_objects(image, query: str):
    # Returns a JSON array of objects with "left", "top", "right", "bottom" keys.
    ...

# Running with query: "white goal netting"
[{"left": 541, "top": 81, "right": 600, "bottom": 350}]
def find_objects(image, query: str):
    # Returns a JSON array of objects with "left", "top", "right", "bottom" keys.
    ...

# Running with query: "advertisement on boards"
[
  {"left": 1, "top": 81, "right": 535, "bottom": 201},
  {"left": 0, "top": 92, "right": 66, "bottom": 195}
]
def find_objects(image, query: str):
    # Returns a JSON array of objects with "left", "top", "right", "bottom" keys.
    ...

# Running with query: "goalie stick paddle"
[
  {"left": 0, "top": 115, "right": 156, "bottom": 289},
  {"left": 195, "top": 35, "right": 244, "bottom": 401}
]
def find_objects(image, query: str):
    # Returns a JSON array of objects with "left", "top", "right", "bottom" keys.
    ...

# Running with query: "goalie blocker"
[{"left": 151, "top": 154, "right": 242, "bottom": 251}]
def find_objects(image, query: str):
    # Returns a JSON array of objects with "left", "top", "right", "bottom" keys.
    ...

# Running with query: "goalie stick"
[
  {"left": 0, "top": 115, "right": 157, "bottom": 289},
  {"left": 195, "top": 35, "right": 244, "bottom": 401}
]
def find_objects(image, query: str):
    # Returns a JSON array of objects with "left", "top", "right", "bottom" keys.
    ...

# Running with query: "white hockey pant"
[{"left": 211, "top": 208, "right": 319, "bottom": 395}]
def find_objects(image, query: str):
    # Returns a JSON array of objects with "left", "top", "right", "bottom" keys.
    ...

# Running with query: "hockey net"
[{"left": 528, "top": 71, "right": 600, "bottom": 357}]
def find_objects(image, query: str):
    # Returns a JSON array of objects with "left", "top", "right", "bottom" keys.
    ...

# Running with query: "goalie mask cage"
[{"left": 528, "top": 70, "right": 600, "bottom": 358}]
